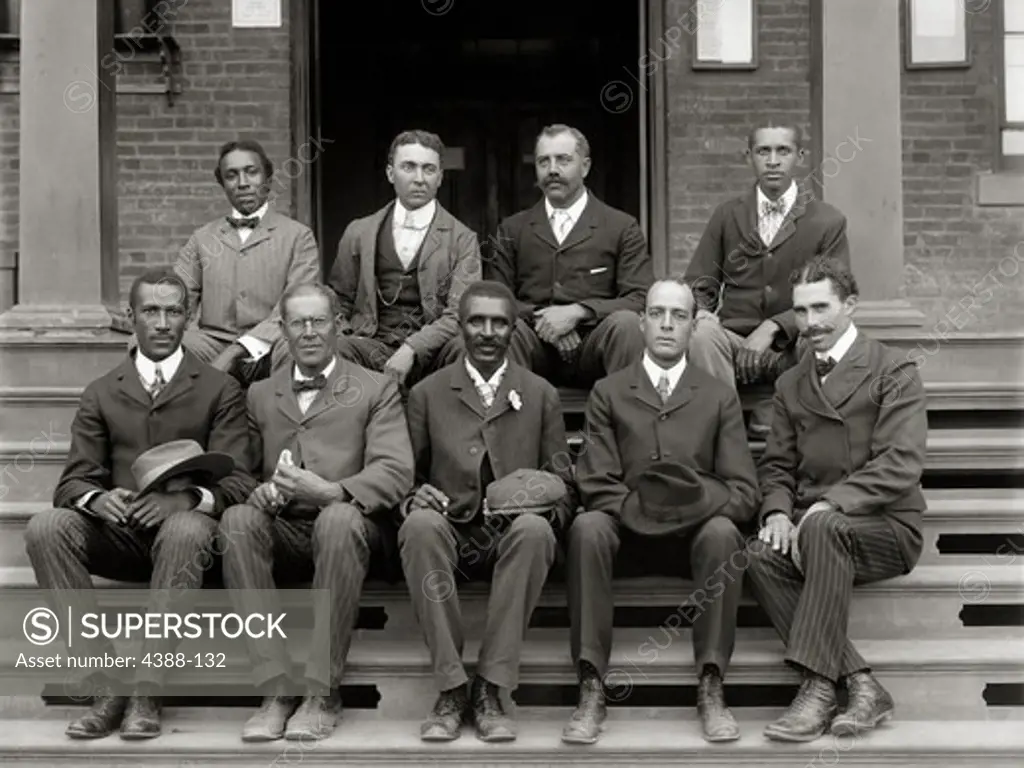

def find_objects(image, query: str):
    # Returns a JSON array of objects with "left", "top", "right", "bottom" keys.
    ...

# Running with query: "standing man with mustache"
[
  {"left": 745, "top": 255, "right": 926, "bottom": 743},
  {"left": 482, "top": 124, "right": 652, "bottom": 386},
  {"left": 329, "top": 130, "right": 481, "bottom": 388},
  {"left": 174, "top": 140, "right": 321, "bottom": 385},
  {"left": 684, "top": 123, "right": 849, "bottom": 436}
]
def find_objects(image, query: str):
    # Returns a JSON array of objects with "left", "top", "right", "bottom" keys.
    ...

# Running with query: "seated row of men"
[
  {"left": 27, "top": 252, "right": 928, "bottom": 748},
  {"left": 172, "top": 120, "right": 850, "bottom": 435}
]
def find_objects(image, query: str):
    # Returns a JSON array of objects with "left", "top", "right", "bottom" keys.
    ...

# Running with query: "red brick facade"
[{"left": 0, "top": 0, "right": 1021, "bottom": 331}]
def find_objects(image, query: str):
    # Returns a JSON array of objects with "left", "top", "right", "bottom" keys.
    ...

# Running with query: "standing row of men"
[{"left": 25, "top": 121, "right": 927, "bottom": 749}]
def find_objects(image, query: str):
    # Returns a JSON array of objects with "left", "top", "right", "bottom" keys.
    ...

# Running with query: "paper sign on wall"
[{"left": 232, "top": 0, "right": 282, "bottom": 28}]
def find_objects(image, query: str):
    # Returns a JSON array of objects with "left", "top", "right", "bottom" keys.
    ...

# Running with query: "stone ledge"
[{"left": 977, "top": 171, "right": 1024, "bottom": 207}]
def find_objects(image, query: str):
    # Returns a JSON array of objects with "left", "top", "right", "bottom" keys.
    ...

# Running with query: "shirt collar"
[
  {"left": 464, "top": 357, "right": 508, "bottom": 390},
  {"left": 817, "top": 322, "right": 858, "bottom": 363},
  {"left": 230, "top": 202, "right": 269, "bottom": 221},
  {"left": 294, "top": 356, "right": 337, "bottom": 381},
  {"left": 394, "top": 198, "right": 437, "bottom": 229},
  {"left": 545, "top": 188, "right": 589, "bottom": 224},
  {"left": 642, "top": 351, "right": 687, "bottom": 391},
  {"left": 756, "top": 181, "right": 797, "bottom": 217},
  {"left": 136, "top": 346, "right": 183, "bottom": 383}
]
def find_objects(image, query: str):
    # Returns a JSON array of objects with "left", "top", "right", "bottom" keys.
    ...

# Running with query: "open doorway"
[{"left": 312, "top": 0, "right": 644, "bottom": 276}]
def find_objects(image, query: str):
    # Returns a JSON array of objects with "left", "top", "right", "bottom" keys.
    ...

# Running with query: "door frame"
[{"left": 290, "top": 0, "right": 668, "bottom": 277}]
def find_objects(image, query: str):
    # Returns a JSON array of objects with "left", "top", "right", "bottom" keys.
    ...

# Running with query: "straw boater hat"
[
  {"left": 130, "top": 440, "right": 236, "bottom": 495},
  {"left": 619, "top": 461, "right": 731, "bottom": 537}
]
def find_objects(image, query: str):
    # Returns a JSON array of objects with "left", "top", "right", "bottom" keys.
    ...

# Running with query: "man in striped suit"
[
  {"left": 174, "top": 140, "right": 321, "bottom": 384},
  {"left": 745, "top": 255, "right": 927, "bottom": 742}
]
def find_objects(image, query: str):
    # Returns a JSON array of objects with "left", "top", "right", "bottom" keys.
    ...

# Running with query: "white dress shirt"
[
  {"left": 76, "top": 346, "right": 214, "bottom": 515},
  {"left": 545, "top": 189, "right": 589, "bottom": 245},
  {"left": 465, "top": 357, "right": 508, "bottom": 409},
  {"left": 642, "top": 351, "right": 687, "bottom": 398},
  {"left": 757, "top": 181, "right": 797, "bottom": 246},
  {"left": 227, "top": 202, "right": 273, "bottom": 362},
  {"left": 393, "top": 198, "right": 436, "bottom": 269},
  {"left": 293, "top": 356, "right": 336, "bottom": 415},
  {"left": 816, "top": 322, "right": 858, "bottom": 384}
]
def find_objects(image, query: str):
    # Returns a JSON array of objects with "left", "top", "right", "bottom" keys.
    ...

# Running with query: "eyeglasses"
[{"left": 285, "top": 316, "right": 332, "bottom": 333}]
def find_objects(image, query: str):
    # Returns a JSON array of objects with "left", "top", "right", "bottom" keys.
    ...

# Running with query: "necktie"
[
  {"left": 227, "top": 215, "right": 260, "bottom": 229},
  {"left": 656, "top": 372, "right": 672, "bottom": 404},
  {"left": 815, "top": 357, "right": 837, "bottom": 378},
  {"left": 293, "top": 374, "right": 327, "bottom": 393},
  {"left": 761, "top": 199, "right": 785, "bottom": 217},
  {"left": 551, "top": 210, "right": 572, "bottom": 243},
  {"left": 149, "top": 366, "right": 166, "bottom": 400}
]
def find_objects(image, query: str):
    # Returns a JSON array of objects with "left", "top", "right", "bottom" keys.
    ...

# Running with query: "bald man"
[{"left": 562, "top": 280, "right": 760, "bottom": 745}]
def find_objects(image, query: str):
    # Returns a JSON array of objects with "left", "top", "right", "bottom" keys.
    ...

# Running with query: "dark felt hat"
[
  {"left": 620, "top": 461, "right": 730, "bottom": 536},
  {"left": 484, "top": 468, "right": 567, "bottom": 519}
]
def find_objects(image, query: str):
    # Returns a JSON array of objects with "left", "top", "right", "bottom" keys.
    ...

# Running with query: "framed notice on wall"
[
  {"left": 692, "top": 0, "right": 758, "bottom": 70},
  {"left": 232, "top": 0, "right": 282, "bottom": 28},
  {"left": 904, "top": 0, "right": 971, "bottom": 69}
]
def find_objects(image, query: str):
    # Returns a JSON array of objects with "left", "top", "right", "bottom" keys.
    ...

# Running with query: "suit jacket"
[
  {"left": 174, "top": 208, "right": 321, "bottom": 346},
  {"left": 405, "top": 359, "right": 578, "bottom": 528},
  {"left": 577, "top": 360, "right": 759, "bottom": 527},
  {"left": 684, "top": 184, "right": 849, "bottom": 343},
  {"left": 486, "top": 194, "right": 653, "bottom": 322},
  {"left": 246, "top": 357, "right": 414, "bottom": 517},
  {"left": 53, "top": 350, "right": 257, "bottom": 516},
  {"left": 758, "top": 332, "right": 927, "bottom": 565},
  {"left": 328, "top": 201, "right": 481, "bottom": 362}
]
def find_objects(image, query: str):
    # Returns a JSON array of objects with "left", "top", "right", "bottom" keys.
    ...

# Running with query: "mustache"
[{"left": 801, "top": 326, "right": 833, "bottom": 337}]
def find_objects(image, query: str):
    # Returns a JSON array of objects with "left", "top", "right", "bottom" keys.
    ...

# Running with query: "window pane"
[
  {"left": 1006, "top": 0, "right": 1024, "bottom": 33},
  {"left": 1006, "top": 38, "right": 1024, "bottom": 122},
  {"left": 1002, "top": 129, "right": 1024, "bottom": 155}
]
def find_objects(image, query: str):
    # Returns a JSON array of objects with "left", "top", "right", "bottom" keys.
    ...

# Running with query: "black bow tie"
[
  {"left": 814, "top": 357, "right": 837, "bottom": 378},
  {"left": 292, "top": 374, "right": 327, "bottom": 393},
  {"left": 227, "top": 215, "right": 260, "bottom": 229}
]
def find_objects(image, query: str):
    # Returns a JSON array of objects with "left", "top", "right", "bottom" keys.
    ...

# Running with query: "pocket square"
[{"left": 589, "top": 266, "right": 609, "bottom": 274}]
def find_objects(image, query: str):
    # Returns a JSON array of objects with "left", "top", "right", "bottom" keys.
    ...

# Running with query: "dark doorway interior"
[{"left": 314, "top": 0, "right": 642, "bottom": 276}]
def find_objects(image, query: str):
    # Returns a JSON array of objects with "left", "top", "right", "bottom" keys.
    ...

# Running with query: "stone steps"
[{"left": 1, "top": 712, "right": 1022, "bottom": 767}]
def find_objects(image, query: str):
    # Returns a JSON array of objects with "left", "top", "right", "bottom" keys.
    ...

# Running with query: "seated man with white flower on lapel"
[{"left": 398, "top": 280, "right": 578, "bottom": 744}]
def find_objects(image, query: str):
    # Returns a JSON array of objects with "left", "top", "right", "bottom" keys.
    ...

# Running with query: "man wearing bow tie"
[
  {"left": 219, "top": 282, "right": 415, "bottom": 743},
  {"left": 482, "top": 124, "right": 652, "bottom": 387},
  {"left": 745, "top": 256, "right": 927, "bottom": 743},
  {"left": 328, "top": 130, "right": 481, "bottom": 387},
  {"left": 683, "top": 124, "right": 849, "bottom": 436},
  {"left": 174, "top": 140, "right": 321, "bottom": 384}
]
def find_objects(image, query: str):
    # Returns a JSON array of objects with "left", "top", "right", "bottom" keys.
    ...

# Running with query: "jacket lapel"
[
  {"left": 796, "top": 353, "right": 843, "bottom": 422},
  {"left": 239, "top": 207, "right": 279, "bottom": 251},
  {"left": 300, "top": 356, "right": 351, "bottom": 424},
  {"left": 115, "top": 353, "right": 153, "bottom": 409},
  {"left": 659, "top": 363, "right": 699, "bottom": 416},
  {"left": 526, "top": 200, "right": 558, "bottom": 250},
  {"left": 273, "top": 366, "right": 305, "bottom": 426},
  {"left": 733, "top": 186, "right": 760, "bottom": 244},
  {"left": 558, "top": 195, "right": 599, "bottom": 252},
  {"left": 451, "top": 361, "right": 487, "bottom": 421},
  {"left": 213, "top": 216, "right": 242, "bottom": 253},
  {"left": 152, "top": 351, "right": 199, "bottom": 410},
  {"left": 629, "top": 360, "right": 663, "bottom": 412},
  {"left": 767, "top": 186, "right": 808, "bottom": 250},
  {"left": 417, "top": 204, "right": 451, "bottom": 269},
  {"left": 483, "top": 363, "right": 524, "bottom": 424},
  {"left": 820, "top": 332, "right": 872, "bottom": 411}
]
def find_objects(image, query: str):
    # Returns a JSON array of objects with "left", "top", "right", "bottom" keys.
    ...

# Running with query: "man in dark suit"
[
  {"left": 483, "top": 124, "right": 652, "bottom": 386},
  {"left": 563, "top": 279, "right": 759, "bottom": 745},
  {"left": 745, "top": 255, "right": 926, "bottom": 742},
  {"left": 219, "top": 282, "right": 414, "bottom": 743},
  {"left": 328, "top": 129, "right": 481, "bottom": 386},
  {"left": 174, "top": 139, "right": 321, "bottom": 383},
  {"left": 684, "top": 123, "right": 849, "bottom": 433},
  {"left": 399, "top": 280, "right": 577, "bottom": 743},
  {"left": 24, "top": 269, "right": 256, "bottom": 741}
]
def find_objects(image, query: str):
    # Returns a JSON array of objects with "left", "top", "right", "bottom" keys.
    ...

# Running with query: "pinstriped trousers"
[
  {"left": 218, "top": 502, "right": 386, "bottom": 690},
  {"left": 744, "top": 508, "right": 915, "bottom": 683},
  {"left": 24, "top": 507, "right": 219, "bottom": 686}
]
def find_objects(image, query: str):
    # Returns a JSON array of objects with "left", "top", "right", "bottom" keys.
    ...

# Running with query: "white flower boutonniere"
[{"left": 508, "top": 390, "right": 523, "bottom": 411}]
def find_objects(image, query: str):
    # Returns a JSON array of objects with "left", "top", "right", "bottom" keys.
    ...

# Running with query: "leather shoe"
[
  {"left": 697, "top": 667, "right": 739, "bottom": 742},
  {"left": 471, "top": 676, "right": 516, "bottom": 742},
  {"left": 764, "top": 675, "right": 837, "bottom": 742},
  {"left": 561, "top": 662, "right": 606, "bottom": 745},
  {"left": 65, "top": 695, "right": 127, "bottom": 739},
  {"left": 831, "top": 672, "right": 894, "bottom": 736},
  {"left": 119, "top": 696, "right": 161, "bottom": 740},
  {"left": 420, "top": 685, "right": 468, "bottom": 742},
  {"left": 241, "top": 696, "right": 300, "bottom": 742},
  {"left": 284, "top": 691, "right": 342, "bottom": 741}
]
